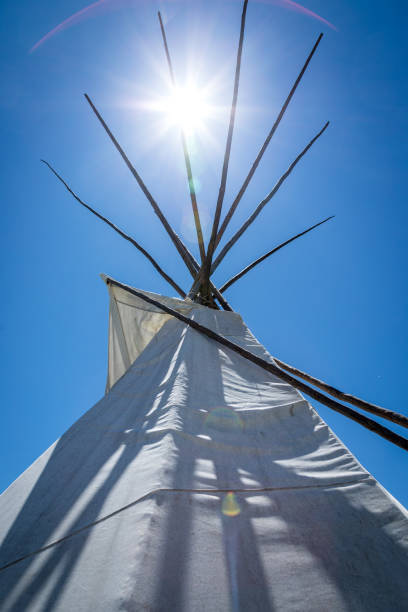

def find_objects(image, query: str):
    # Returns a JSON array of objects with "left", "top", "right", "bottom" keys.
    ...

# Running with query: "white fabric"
[
  {"left": 0, "top": 278, "right": 407, "bottom": 611},
  {"left": 103, "top": 274, "right": 200, "bottom": 391}
]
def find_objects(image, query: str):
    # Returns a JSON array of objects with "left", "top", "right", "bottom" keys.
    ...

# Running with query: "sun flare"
[{"left": 158, "top": 84, "right": 213, "bottom": 133}]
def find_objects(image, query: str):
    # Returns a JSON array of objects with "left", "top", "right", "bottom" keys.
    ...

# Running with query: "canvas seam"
[{"left": 0, "top": 475, "right": 372, "bottom": 574}]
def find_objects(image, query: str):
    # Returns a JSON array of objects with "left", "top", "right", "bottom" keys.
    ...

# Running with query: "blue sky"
[{"left": 1, "top": 0, "right": 407, "bottom": 507}]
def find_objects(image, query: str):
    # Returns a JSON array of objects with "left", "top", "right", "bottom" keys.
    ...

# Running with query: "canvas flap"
[{"left": 103, "top": 275, "right": 199, "bottom": 391}]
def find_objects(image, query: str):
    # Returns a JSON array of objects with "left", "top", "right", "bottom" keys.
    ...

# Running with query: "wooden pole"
[
  {"left": 274, "top": 357, "right": 408, "bottom": 430},
  {"left": 84, "top": 94, "right": 196, "bottom": 276},
  {"left": 215, "top": 32, "right": 324, "bottom": 249},
  {"left": 200, "top": 0, "right": 249, "bottom": 298},
  {"left": 211, "top": 121, "right": 330, "bottom": 273},
  {"left": 42, "top": 160, "right": 186, "bottom": 298},
  {"left": 188, "top": 121, "right": 329, "bottom": 300},
  {"left": 220, "top": 216, "right": 334, "bottom": 292},
  {"left": 157, "top": 11, "right": 206, "bottom": 264},
  {"left": 107, "top": 278, "right": 408, "bottom": 452},
  {"left": 84, "top": 94, "right": 232, "bottom": 311}
]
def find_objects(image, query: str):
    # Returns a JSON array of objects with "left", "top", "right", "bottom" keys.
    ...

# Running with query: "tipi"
[{"left": 1, "top": 2, "right": 407, "bottom": 610}]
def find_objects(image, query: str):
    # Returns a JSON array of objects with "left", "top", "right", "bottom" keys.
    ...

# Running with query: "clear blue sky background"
[{"left": 1, "top": 0, "right": 407, "bottom": 507}]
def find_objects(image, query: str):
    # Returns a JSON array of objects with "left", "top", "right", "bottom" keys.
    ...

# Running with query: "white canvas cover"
[
  {"left": 0, "top": 277, "right": 407, "bottom": 611},
  {"left": 103, "top": 274, "right": 203, "bottom": 391}
]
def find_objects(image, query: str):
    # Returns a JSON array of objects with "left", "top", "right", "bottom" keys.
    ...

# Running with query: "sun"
[{"left": 159, "top": 83, "right": 213, "bottom": 134}]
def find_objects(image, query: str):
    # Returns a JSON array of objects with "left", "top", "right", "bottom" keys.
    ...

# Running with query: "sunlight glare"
[{"left": 159, "top": 83, "right": 213, "bottom": 134}]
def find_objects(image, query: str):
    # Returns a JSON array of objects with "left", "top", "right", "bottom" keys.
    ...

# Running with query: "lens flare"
[
  {"left": 29, "top": 0, "right": 336, "bottom": 54},
  {"left": 205, "top": 407, "right": 243, "bottom": 432},
  {"left": 222, "top": 492, "right": 241, "bottom": 517}
]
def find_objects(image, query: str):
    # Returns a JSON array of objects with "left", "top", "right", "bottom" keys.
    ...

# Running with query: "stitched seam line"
[{"left": 0, "top": 475, "right": 371, "bottom": 573}]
